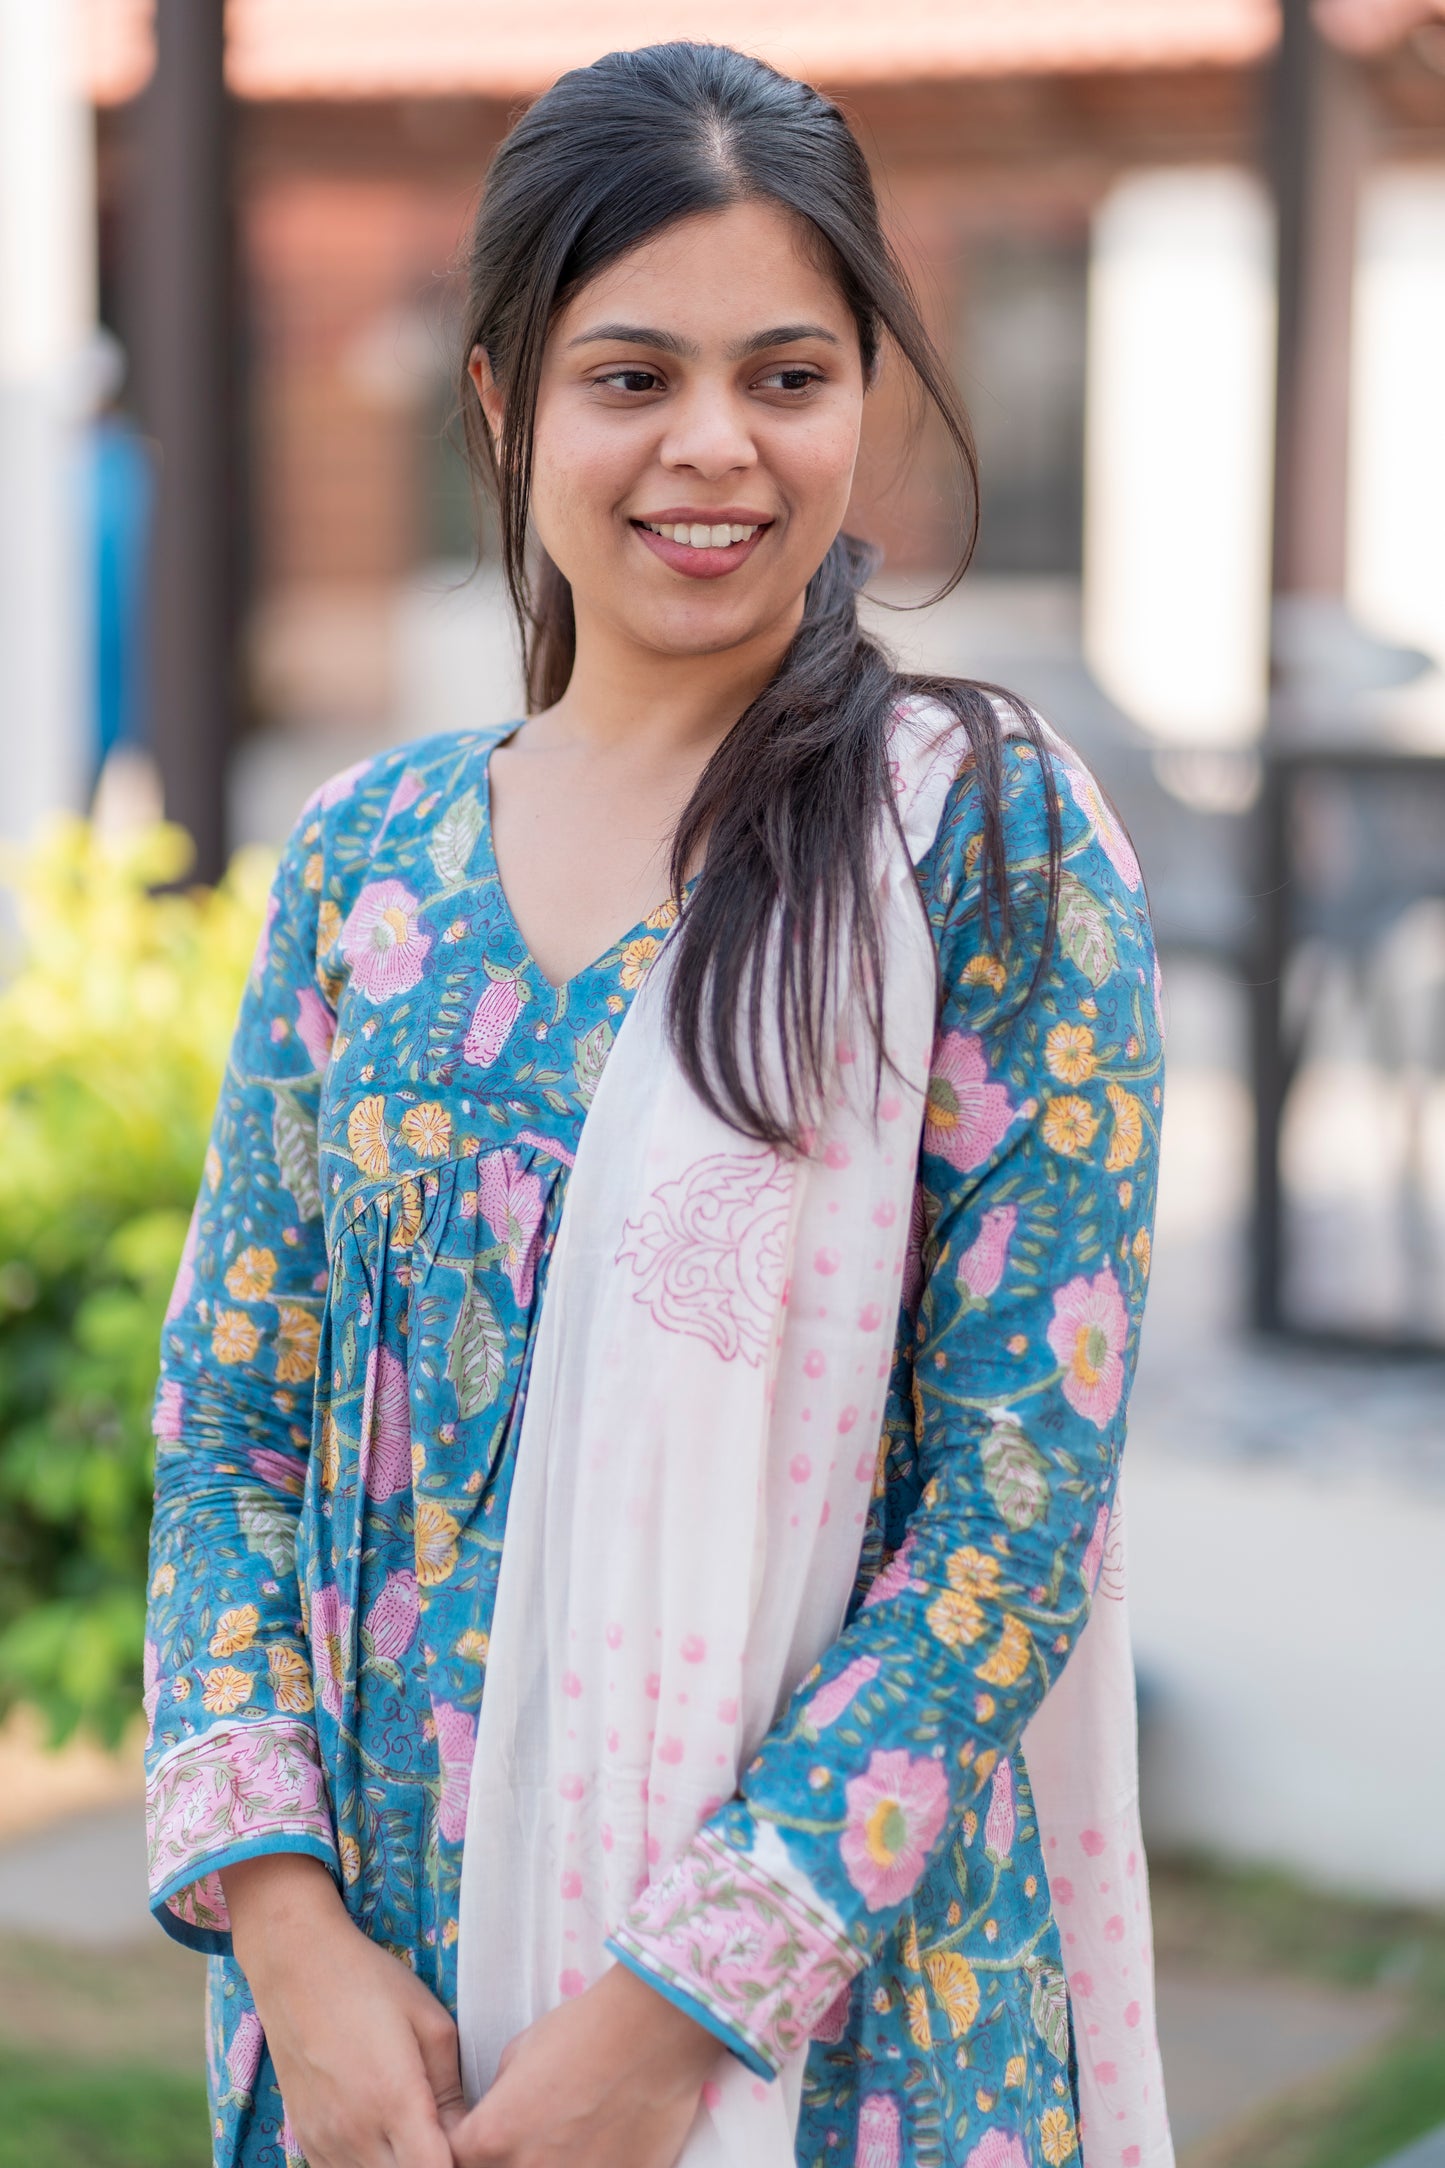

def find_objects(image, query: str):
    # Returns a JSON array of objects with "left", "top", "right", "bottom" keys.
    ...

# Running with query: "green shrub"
[{"left": 0, "top": 819, "right": 271, "bottom": 1745}]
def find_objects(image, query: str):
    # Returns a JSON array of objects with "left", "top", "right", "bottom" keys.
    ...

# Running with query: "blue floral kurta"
[{"left": 144, "top": 722, "right": 1162, "bottom": 2168}]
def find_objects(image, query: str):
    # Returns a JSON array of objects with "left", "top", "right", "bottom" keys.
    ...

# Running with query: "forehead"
[{"left": 552, "top": 199, "right": 858, "bottom": 349}]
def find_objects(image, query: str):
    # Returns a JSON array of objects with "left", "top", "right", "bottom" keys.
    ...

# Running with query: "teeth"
[{"left": 643, "top": 521, "right": 760, "bottom": 549}]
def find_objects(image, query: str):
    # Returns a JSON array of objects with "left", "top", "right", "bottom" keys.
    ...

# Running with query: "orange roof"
[{"left": 83, "top": 0, "right": 1445, "bottom": 106}]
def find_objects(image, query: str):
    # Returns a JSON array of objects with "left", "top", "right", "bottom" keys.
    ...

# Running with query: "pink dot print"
[
  {"left": 814, "top": 1248, "right": 840, "bottom": 1276},
  {"left": 804, "top": 1349, "right": 825, "bottom": 1378},
  {"left": 560, "top": 1870, "right": 583, "bottom": 1899},
  {"left": 645, "top": 1672, "right": 661, "bottom": 1699},
  {"left": 1105, "top": 1914, "right": 1125, "bottom": 1941},
  {"left": 717, "top": 1696, "right": 738, "bottom": 1723},
  {"left": 1080, "top": 1828, "right": 1107, "bottom": 1856},
  {"left": 559, "top": 1969, "right": 586, "bottom": 1998},
  {"left": 605, "top": 1622, "right": 623, "bottom": 1649},
  {"left": 562, "top": 1671, "right": 582, "bottom": 1698},
  {"left": 680, "top": 1635, "right": 706, "bottom": 1663},
  {"left": 872, "top": 1200, "right": 896, "bottom": 1227},
  {"left": 879, "top": 1095, "right": 902, "bottom": 1121},
  {"left": 790, "top": 1454, "right": 812, "bottom": 1483},
  {"left": 824, "top": 1142, "right": 850, "bottom": 1170},
  {"left": 838, "top": 1406, "right": 858, "bottom": 1433},
  {"left": 1053, "top": 1877, "right": 1074, "bottom": 1905},
  {"left": 646, "top": 1836, "right": 662, "bottom": 1865},
  {"left": 858, "top": 1304, "right": 882, "bottom": 1330},
  {"left": 1124, "top": 2000, "right": 1142, "bottom": 2027},
  {"left": 559, "top": 1775, "right": 584, "bottom": 1801},
  {"left": 659, "top": 1736, "right": 684, "bottom": 1764}
]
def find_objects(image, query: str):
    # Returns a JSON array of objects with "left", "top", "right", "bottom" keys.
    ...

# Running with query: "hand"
[
  {"left": 221, "top": 1853, "right": 464, "bottom": 2168},
  {"left": 450, "top": 1962, "right": 723, "bottom": 2167}
]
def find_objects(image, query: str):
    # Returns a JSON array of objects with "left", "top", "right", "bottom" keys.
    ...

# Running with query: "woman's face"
[{"left": 477, "top": 198, "right": 868, "bottom": 667}]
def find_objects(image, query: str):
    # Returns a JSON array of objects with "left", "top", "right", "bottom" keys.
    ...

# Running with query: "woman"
[{"left": 144, "top": 42, "right": 1169, "bottom": 2168}]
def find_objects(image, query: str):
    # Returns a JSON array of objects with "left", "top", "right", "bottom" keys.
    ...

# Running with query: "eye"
[
  {"left": 594, "top": 367, "right": 665, "bottom": 395},
  {"left": 756, "top": 366, "right": 823, "bottom": 394}
]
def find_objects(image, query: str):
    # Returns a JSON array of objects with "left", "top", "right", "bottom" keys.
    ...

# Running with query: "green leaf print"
[
  {"left": 429, "top": 789, "right": 483, "bottom": 890},
  {"left": 272, "top": 1088, "right": 322, "bottom": 1218},
  {"left": 573, "top": 1019, "right": 614, "bottom": 1109},
  {"left": 237, "top": 1496, "right": 297, "bottom": 1575},
  {"left": 979, "top": 1412, "right": 1050, "bottom": 1533},
  {"left": 1025, "top": 1955, "right": 1069, "bottom": 2063},
  {"left": 1057, "top": 871, "right": 1117, "bottom": 989},
  {"left": 448, "top": 1281, "right": 506, "bottom": 1418}
]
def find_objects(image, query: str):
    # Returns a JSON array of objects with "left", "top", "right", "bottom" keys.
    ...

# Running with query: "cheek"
[
  {"left": 771, "top": 408, "right": 864, "bottom": 536},
  {"left": 529, "top": 408, "right": 638, "bottom": 554}
]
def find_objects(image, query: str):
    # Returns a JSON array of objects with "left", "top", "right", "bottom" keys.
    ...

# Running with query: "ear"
[{"left": 468, "top": 344, "right": 505, "bottom": 441}]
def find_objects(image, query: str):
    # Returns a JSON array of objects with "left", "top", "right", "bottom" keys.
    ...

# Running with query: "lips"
[{"left": 630, "top": 513, "right": 773, "bottom": 581}]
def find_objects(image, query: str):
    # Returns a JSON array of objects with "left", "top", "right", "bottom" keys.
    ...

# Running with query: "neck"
[{"left": 532, "top": 594, "right": 804, "bottom": 763}]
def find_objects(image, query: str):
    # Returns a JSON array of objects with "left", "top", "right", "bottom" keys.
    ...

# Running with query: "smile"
[
  {"left": 630, "top": 513, "right": 773, "bottom": 580},
  {"left": 638, "top": 520, "right": 762, "bottom": 549}
]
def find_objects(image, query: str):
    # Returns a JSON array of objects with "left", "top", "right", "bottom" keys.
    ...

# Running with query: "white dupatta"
[{"left": 456, "top": 703, "right": 1173, "bottom": 2168}]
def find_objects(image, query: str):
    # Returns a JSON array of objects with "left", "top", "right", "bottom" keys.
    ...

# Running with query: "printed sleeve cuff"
[
  {"left": 605, "top": 1943, "right": 773, "bottom": 2079},
  {"left": 147, "top": 1719, "right": 337, "bottom": 1953},
  {"left": 608, "top": 1825, "right": 862, "bottom": 2075}
]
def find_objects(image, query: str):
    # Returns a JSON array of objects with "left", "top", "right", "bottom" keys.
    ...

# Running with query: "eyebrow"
[{"left": 565, "top": 321, "right": 843, "bottom": 359}]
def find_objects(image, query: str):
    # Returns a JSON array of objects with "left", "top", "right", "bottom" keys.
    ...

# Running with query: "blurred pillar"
[
  {"left": 1268, "top": 0, "right": 1372, "bottom": 611},
  {"left": 0, "top": 0, "right": 95, "bottom": 842},
  {"left": 132, "top": 0, "right": 234, "bottom": 880},
  {"left": 1082, "top": 170, "right": 1275, "bottom": 748}
]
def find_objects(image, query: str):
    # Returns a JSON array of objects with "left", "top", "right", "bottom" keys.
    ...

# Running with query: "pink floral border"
[
  {"left": 147, "top": 1720, "right": 335, "bottom": 1933},
  {"left": 611, "top": 1827, "right": 861, "bottom": 2070}
]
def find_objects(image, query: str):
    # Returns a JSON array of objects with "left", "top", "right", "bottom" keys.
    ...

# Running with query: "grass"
[
  {"left": 1150, "top": 1854, "right": 1445, "bottom": 2168},
  {"left": 0, "top": 2048, "right": 208, "bottom": 2168}
]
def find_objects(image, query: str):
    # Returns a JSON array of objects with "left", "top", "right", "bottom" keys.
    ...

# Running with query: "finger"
[
  {"left": 383, "top": 2109, "right": 454, "bottom": 2168},
  {"left": 412, "top": 2010, "right": 467, "bottom": 2134},
  {"left": 447, "top": 2097, "right": 508, "bottom": 2168}
]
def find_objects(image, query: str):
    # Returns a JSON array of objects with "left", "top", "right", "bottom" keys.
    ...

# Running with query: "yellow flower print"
[
  {"left": 962, "top": 954, "right": 1007, "bottom": 994},
  {"left": 924, "top": 1951, "right": 980, "bottom": 2039},
  {"left": 618, "top": 935, "right": 662, "bottom": 989},
  {"left": 399, "top": 1103, "right": 452, "bottom": 1159},
  {"left": 339, "top": 1833, "right": 362, "bottom": 1885},
  {"left": 902, "top": 1918, "right": 922, "bottom": 1973},
  {"left": 204, "top": 1146, "right": 222, "bottom": 1191},
  {"left": 975, "top": 1613, "right": 1033, "bottom": 1688},
  {"left": 645, "top": 895, "right": 680, "bottom": 931},
  {"left": 414, "top": 1499, "right": 461, "bottom": 1587},
  {"left": 389, "top": 1178, "right": 423, "bottom": 1250},
  {"left": 201, "top": 1664, "right": 254, "bottom": 1715},
  {"left": 950, "top": 1547, "right": 1002, "bottom": 1599},
  {"left": 1040, "top": 2107, "right": 1079, "bottom": 2164},
  {"left": 209, "top": 1604, "right": 260, "bottom": 1657},
  {"left": 304, "top": 852, "right": 324, "bottom": 892},
  {"left": 929, "top": 1586, "right": 985, "bottom": 1649},
  {"left": 1004, "top": 2054, "right": 1026, "bottom": 2088},
  {"left": 320, "top": 1412, "right": 341, "bottom": 1492},
  {"left": 267, "top": 1644, "right": 315, "bottom": 1714},
  {"left": 606, "top": 994, "right": 624, "bottom": 1014},
  {"left": 212, "top": 1309, "right": 261, "bottom": 1366},
  {"left": 150, "top": 1563, "right": 176, "bottom": 1598},
  {"left": 271, "top": 1304, "right": 318, "bottom": 1386},
  {"left": 348, "top": 1094, "right": 391, "bottom": 1180},
  {"left": 442, "top": 1917, "right": 459, "bottom": 1948},
  {"left": 905, "top": 1985, "right": 932, "bottom": 2048},
  {"left": 1105, "top": 1082, "right": 1144, "bottom": 1171},
  {"left": 1042, "top": 1094, "right": 1100, "bottom": 1158},
  {"left": 456, "top": 1628, "right": 489, "bottom": 1664},
  {"left": 1045, "top": 1022, "right": 1096, "bottom": 1085},
  {"left": 1133, "top": 1227, "right": 1152, "bottom": 1276}
]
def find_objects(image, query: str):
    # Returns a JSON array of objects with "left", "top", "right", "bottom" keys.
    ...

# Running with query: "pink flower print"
[
  {"left": 1063, "top": 758, "right": 1141, "bottom": 891},
  {"left": 616, "top": 1149, "right": 791, "bottom": 1366},
  {"left": 984, "top": 1757, "right": 1015, "bottom": 1862},
  {"left": 294, "top": 985, "right": 337, "bottom": 1071},
  {"left": 463, "top": 972, "right": 524, "bottom": 1067},
  {"left": 226, "top": 2008, "right": 264, "bottom": 2097},
  {"left": 360, "top": 1346, "right": 413, "bottom": 1499},
  {"left": 924, "top": 1033, "right": 1017, "bottom": 1171},
  {"left": 318, "top": 757, "right": 371, "bottom": 810},
  {"left": 1080, "top": 1502, "right": 1111, "bottom": 1595},
  {"left": 340, "top": 880, "right": 431, "bottom": 1002},
  {"left": 862, "top": 1534, "right": 919, "bottom": 1611},
  {"left": 364, "top": 1570, "right": 419, "bottom": 1662},
  {"left": 154, "top": 1378, "right": 184, "bottom": 1442},
  {"left": 247, "top": 1447, "right": 305, "bottom": 1498},
  {"left": 478, "top": 1150, "right": 545, "bottom": 1306},
  {"left": 964, "top": 2133, "right": 1029, "bottom": 2168},
  {"left": 841, "top": 1750, "right": 950, "bottom": 1910},
  {"left": 1046, "top": 1265, "right": 1129, "bottom": 1427},
  {"left": 375, "top": 766, "right": 424, "bottom": 844},
  {"left": 310, "top": 1584, "right": 352, "bottom": 1720},
  {"left": 957, "top": 1204, "right": 1018, "bottom": 1309},
  {"left": 251, "top": 892, "right": 279, "bottom": 989},
  {"left": 803, "top": 1655, "right": 880, "bottom": 1735},
  {"left": 165, "top": 1206, "right": 201, "bottom": 1323},
  {"left": 432, "top": 1698, "right": 477, "bottom": 1843},
  {"left": 811, "top": 1984, "right": 852, "bottom": 2043},
  {"left": 857, "top": 2091, "right": 903, "bottom": 2168}
]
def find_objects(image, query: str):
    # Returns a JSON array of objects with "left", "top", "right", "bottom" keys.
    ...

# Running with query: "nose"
[{"left": 657, "top": 378, "right": 758, "bottom": 481}]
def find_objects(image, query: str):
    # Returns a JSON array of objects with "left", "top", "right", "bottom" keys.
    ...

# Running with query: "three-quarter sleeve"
[
  {"left": 144, "top": 804, "right": 343, "bottom": 1954},
  {"left": 608, "top": 740, "right": 1163, "bottom": 2075}
]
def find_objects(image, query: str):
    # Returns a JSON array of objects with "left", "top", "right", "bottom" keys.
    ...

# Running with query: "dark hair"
[{"left": 457, "top": 40, "right": 1059, "bottom": 1147}]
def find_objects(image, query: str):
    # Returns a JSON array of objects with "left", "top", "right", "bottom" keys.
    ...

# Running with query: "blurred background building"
[{"left": 1, "top": 5, "right": 1444, "bottom": 2161}]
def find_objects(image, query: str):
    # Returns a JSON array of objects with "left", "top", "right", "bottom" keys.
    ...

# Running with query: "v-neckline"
[{"left": 479, "top": 725, "right": 681, "bottom": 998}]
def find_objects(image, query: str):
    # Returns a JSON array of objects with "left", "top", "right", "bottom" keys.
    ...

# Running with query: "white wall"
[
  {"left": 1349, "top": 165, "right": 1445, "bottom": 669},
  {"left": 1083, "top": 169, "right": 1276, "bottom": 747},
  {"left": 0, "top": 0, "right": 93, "bottom": 840}
]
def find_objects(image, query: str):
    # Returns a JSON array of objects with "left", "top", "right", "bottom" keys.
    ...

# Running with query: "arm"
[
  {"left": 608, "top": 740, "right": 1163, "bottom": 2074},
  {"left": 144, "top": 807, "right": 339, "bottom": 1950}
]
